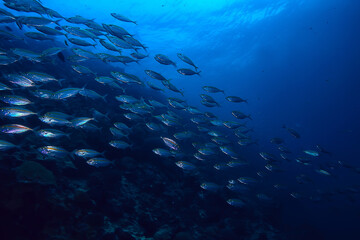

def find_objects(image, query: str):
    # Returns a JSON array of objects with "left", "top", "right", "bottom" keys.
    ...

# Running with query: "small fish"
[
  {"left": 53, "top": 88, "right": 80, "bottom": 99},
  {"left": 177, "top": 68, "right": 201, "bottom": 76},
  {"left": 161, "top": 137, "right": 179, "bottom": 151},
  {"left": 316, "top": 169, "right": 331, "bottom": 176},
  {"left": 177, "top": 53, "right": 198, "bottom": 70},
  {"left": 87, "top": 158, "right": 112, "bottom": 167},
  {"left": 0, "top": 95, "right": 32, "bottom": 105},
  {"left": 225, "top": 96, "right": 248, "bottom": 103},
  {"left": 175, "top": 161, "right": 196, "bottom": 170},
  {"left": 110, "top": 127, "right": 129, "bottom": 138},
  {"left": 154, "top": 54, "right": 176, "bottom": 67},
  {"left": 0, "top": 107, "right": 36, "bottom": 118},
  {"left": 109, "top": 140, "right": 132, "bottom": 149},
  {"left": 74, "top": 149, "right": 103, "bottom": 158},
  {"left": 219, "top": 146, "right": 238, "bottom": 159},
  {"left": 238, "top": 177, "right": 258, "bottom": 185},
  {"left": 198, "top": 147, "right": 216, "bottom": 156},
  {"left": 71, "top": 117, "right": 94, "bottom": 127},
  {"left": 111, "top": 13, "right": 137, "bottom": 24},
  {"left": 226, "top": 198, "right": 245, "bottom": 207},
  {"left": 37, "top": 129, "right": 69, "bottom": 139},
  {"left": 1, "top": 124, "right": 33, "bottom": 134},
  {"left": 231, "top": 111, "right": 252, "bottom": 120},
  {"left": 259, "top": 152, "right": 277, "bottom": 162},
  {"left": 38, "top": 146, "right": 69, "bottom": 158},
  {"left": 202, "top": 86, "right": 224, "bottom": 94},
  {"left": 144, "top": 70, "right": 167, "bottom": 81},
  {"left": 200, "top": 182, "right": 220, "bottom": 192},
  {"left": 227, "top": 160, "right": 248, "bottom": 167},
  {"left": 282, "top": 125, "right": 301, "bottom": 138},
  {"left": 153, "top": 148, "right": 173, "bottom": 157},
  {"left": 304, "top": 150, "right": 320, "bottom": 157}
]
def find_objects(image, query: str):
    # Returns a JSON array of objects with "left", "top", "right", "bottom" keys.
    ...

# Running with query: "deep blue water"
[{"left": 0, "top": 0, "right": 360, "bottom": 239}]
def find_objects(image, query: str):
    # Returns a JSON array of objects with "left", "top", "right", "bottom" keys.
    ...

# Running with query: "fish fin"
[
  {"left": 101, "top": 94, "right": 108, "bottom": 102},
  {"left": 248, "top": 115, "right": 252, "bottom": 120},
  {"left": 197, "top": 71, "right": 202, "bottom": 76}
]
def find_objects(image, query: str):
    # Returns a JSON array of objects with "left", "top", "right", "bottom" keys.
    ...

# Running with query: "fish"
[
  {"left": 74, "top": 149, "right": 103, "bottom": 158},
  {"left": 175, "top": 161, "right": 196, "bottom": 170},
  {"left": 282, "top": 125, "right": 301, "bottom": 138},
  {"left": 53, "top": 88, "right": 80, "bottom": 99},
  {"left": 71, "top": 117, "right": 95, "bottom": 127},
  {"left": 231, "top": 111, "right": 252, "bottom": 120},
  {"left": 152, "top": 148, "right": 173, "bottom": 157},
  {"left": 226, "top": 199, "right": 245, "bottom": 207},
  {"left": 111, "top": 13, "right": 137, "bottom": 24},
  {"left": 99, "top": 39, "right": 121, "bottom": 53},
  {"left": 131, "top": 52, "right": 148, "bottom": 59},
  {"left": 38, "top": 146, "right": 69, "bottom": 158},
  {"left": 16, "top": 16, "right": 61, "bottom": 29},
  {"left": 66, "top": 15, "right": 94, "bottom": 24},
  {"left": 304, "top": 150, "right": 320, "bottom": 157},
  {"left": 238, "top": 177, "right": 258, "bottom": 185},
  {"left": 202, "top": 86, "right": 224, "bottom": 94},
  {"left": 177, "top": 68, "right": 201, "bottom": 76},
  {"left": 316, "top": 144, "right": 332, "bottom": 155},
  {"left": 6, "top": 73, "right": 35, "bottom": 88},
  {"left": 200, "top": 182, "right": 220, "bottom": 192},
  {"left": 161, "top": 137, "right": 179, "bottom": 151},
  {"left": 219, "top": 145, "right": 238, "bottom": 159},
  {"left": 259, "top": 152, "right": 277, "bottom": 162},
  {"left": 227, "top": 160, "right": 248, "bottom": 167},
  {"left": 0, "top": 124, "right": 33, "bottom": 134},
  {"left": 225, "top": 96, "right": 248, "bottom": 103},
  {"left": 198, "top": 147, "right": 216, "bottom": 156},
  {"left": 25, "top": 32, "right": 53, "bottom": 41},
  {"left": 35, "top": 26, "right": 65, "bottom": 35},
  {"left": 0, "top": 95, "right": 32, "bottom": 105},
  {"left": 154, "top": 54, "right": 176, "bottom": 67},
  {"left": 144, "top": 70, "right": 168, "bottom": 81},
  {"left": 109, "top": 140, "right": 132, "bottom": 149},
  {"left": 0, "top": 107, "right": 37, "bottom": 118},
  {"left": 177, "top": 53, "right": 198, "bottom": 70},
  {"left": 87, "top": 158, "right": 112, "bottom": 167},
  {"left": 37, "top": 129, "right": 69, "bottom": 139},
  {"left": 66, "top": 37, "right": 96, "bottom": 47}
]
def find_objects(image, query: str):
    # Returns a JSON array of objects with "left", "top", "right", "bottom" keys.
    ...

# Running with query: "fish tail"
[
  {"left": 15, "top": 19, "right": 23, "bottom": 30},
  {"left": 54, "top": 19, "right": 62, "bottom": 26},
  {"left": 248, "top": 115, "right": 252, "bottom": 120},
  {"left": 101, "top": 94, "right": 108, "bottom": 102},
  {"left": 197, "top": 71, "right": 202, "bottom": 76}
]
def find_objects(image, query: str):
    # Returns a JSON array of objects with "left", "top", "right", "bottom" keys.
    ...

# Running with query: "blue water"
[{"left": 1, "top": 0, "right": 360, "bottom": 239}]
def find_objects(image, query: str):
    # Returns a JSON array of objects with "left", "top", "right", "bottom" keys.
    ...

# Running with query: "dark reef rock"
[{"left": 15, "top": 161, "right": 56, "bottom": 185}]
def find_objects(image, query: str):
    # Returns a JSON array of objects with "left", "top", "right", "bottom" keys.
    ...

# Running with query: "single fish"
[
  {"left": 177, "top": 68, "right": 201, "bottom": 76},
  {"left": 177, "top": 53, "right": 198, "bottom": 70},
  {"left": 87, "top": 158, "right": 112, "bottom": 167}
]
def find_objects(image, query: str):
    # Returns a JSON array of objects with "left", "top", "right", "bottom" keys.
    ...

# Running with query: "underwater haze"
[{"left": 0, "top": 0, "right": 359, "bottom": 239}]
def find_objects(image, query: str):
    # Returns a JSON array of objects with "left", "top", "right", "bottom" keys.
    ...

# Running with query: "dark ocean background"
[{"left": 0, "top": 0, "right": 360, "bottom": 239}]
